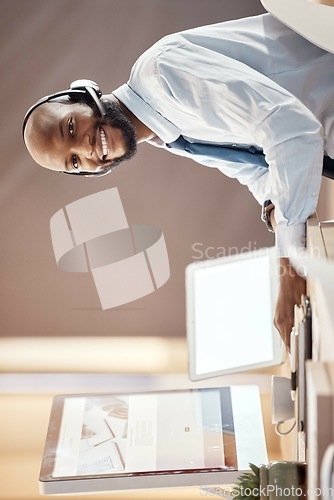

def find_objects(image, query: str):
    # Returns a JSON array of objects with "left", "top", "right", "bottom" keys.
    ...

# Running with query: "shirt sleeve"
[
  {"left": 132, "top": 40, "right": 325, "bottom": 256},
  {"left": 251, "top": 97, "right": 324, "bottom": 256}
]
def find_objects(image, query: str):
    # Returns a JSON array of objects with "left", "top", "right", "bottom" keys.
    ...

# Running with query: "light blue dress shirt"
[{"left": 113, "top": 13, "right": 334, "bottom": 256}]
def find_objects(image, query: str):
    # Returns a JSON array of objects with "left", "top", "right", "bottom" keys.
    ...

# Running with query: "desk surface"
[
  {"left": 306, "top": 215, "right": 334, "bottom": 360},
  {"left": 278, "top": 216, "right": 334, "bottom": 462},
  {"left": 305, "top": 215, "right": 334, "bottom": 499},
  {"left": 261, "top": 0, "right": 334, "bottom": 54}
]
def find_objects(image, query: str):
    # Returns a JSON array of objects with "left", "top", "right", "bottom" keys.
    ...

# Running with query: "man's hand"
[{"left": 274, "top": 257, "right": 306, "bottom": 350}]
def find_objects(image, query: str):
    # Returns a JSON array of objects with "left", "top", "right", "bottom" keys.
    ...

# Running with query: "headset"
[
  {"left": 22, "top": 79, "right": 106, "bottom": 136},
  {"left": 22, "top": 79, "right": 111, "bottom": 177}
]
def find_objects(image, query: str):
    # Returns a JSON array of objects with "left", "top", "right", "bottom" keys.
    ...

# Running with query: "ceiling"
[{"left": 0, "top": 0, "right": 277, "bottom": 340}]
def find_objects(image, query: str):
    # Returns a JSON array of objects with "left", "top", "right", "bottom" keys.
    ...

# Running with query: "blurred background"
[
  {"left": 2, "top": 0, "right": 333, "bottom": 341},
  {"left": 0, "top": 0, "right": 273, "bottom": 341}
]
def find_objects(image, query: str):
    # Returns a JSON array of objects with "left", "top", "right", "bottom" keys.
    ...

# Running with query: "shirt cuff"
[{"left": 275, "top": 223, "right": 306, "bottom": 257}]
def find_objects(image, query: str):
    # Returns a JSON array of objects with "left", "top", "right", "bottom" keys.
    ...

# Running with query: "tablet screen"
[{"left": 40, "top": 386, "right": 267, "bottom": 494}]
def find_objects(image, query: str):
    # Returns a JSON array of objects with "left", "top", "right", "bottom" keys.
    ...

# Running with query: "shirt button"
[{"left": 312, "top": 192, "right": 317, "bottom": 197}]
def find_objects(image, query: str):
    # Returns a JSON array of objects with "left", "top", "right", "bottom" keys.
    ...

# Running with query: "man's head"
[{"left": 23, "top": 85, "right": 137, "bottom": 177}]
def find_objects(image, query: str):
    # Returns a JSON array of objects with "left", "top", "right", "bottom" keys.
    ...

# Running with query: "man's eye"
[
  {"left": 68, "top": 118, "right": 74, "bottom": 136},
  {"left": 72, "top": 154, "right": 79, "bottom": 170}
]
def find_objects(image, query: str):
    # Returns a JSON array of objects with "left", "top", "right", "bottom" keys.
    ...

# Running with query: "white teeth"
[{"left": 100, "top": 127, "right": 109, "bottom": 157}]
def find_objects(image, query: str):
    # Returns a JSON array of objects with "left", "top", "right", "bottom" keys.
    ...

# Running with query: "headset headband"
[
  {"left": 22, "top": 80, "right": 106, "bottom": 138},
  {"left": 22, "top": 80, "right": 111, "bottom": 177}
]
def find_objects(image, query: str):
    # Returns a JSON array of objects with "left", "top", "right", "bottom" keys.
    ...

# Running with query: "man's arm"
[
  {"left": 269, "top": 209, "right": 306, "bottom": 350},
  {"left": 275, "top": 258, "right": 306, "bottom": 350}
]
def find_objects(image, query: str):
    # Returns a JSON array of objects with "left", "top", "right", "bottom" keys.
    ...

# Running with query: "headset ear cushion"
[{"left": 69, "top": 79, "right": 102, "bottom": 98}]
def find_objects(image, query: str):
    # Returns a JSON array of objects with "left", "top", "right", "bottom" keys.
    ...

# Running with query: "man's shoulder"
[
  {"left": 132, "top": 14, "right": 268, "bottom": 69},
  {"left": 128, "top": 32, "right": 184, "bottom": 82},
  {"left": 139, "top": 31, "right": 184, "bottom": 61}
]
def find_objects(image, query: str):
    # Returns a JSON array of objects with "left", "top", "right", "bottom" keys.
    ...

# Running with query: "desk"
[
  {"left": 261, "top": 0, "right": 334, "bottom": 54},
  {"left": 305, "top": 214, "right": 334, "bottom": 498},
  {"left": 306, "top": 214, "right": 334, "bottom": 360},
  {"left": 278, "top": 215, "right": 334, "bottom": 482}
]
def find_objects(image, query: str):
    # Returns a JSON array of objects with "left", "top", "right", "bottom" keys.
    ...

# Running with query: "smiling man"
[
  {"left": 23, "top": 13, "right": 334, "bottom": 348},
  {"left": 23, "top": 95, "right": 143, "bottom": 176}
]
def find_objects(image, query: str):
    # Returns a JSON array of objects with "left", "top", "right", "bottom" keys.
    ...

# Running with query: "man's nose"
[{"left": 77, "top": 133, "right": 94, "bottom": 159}]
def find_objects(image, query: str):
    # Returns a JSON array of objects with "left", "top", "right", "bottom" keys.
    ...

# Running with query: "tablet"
[
  {"left": 39, "top": 386, "right": 267, "bottom": 494},
  {"left": 186, "top": 247, "right": 284, "bottom": 381}
]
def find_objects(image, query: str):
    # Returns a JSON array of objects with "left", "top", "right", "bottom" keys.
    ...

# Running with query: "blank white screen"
[{"left": 194, "top": 255, "right": 274, "bottom": 375}]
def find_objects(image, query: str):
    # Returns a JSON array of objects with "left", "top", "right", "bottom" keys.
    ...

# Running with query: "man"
[{"left": 23, "top": 13, "right": 334, "bottom": 349}]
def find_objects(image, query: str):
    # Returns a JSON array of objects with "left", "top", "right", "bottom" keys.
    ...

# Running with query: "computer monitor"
[{"left": 186, "top": 247, "right": 284, "bottom": 381}]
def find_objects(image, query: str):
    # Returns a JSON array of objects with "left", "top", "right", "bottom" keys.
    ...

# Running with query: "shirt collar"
[{"left": 112, "top": 84, "right": 180, "bottom": 144}]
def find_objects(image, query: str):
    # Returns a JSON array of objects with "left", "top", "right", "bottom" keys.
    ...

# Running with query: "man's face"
[{"left": 24, "top": 99, "right": 137, "bottom": 175}]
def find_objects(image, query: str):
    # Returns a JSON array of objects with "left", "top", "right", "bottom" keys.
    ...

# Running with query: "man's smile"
[{"left": 98, "top": 126, "right": 109, "bottom": 160}]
